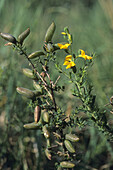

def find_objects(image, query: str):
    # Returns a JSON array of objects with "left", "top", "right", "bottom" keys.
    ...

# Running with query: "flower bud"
[
  {"left": 45, "top": 148, "right": 51, "bottom": 160},
  {"left": 45, "top": 22, "right": 56, "bottom": 43},
  {"left": 60, "top": 161, "right": 75, "bottom": 168},
  {"left": 43, "top": 125, "right": 50, "bottom": 139},
  {"left": 0, "top": 33, "right": 17, "bottom": 44},
  {"left": 64, "top": 140, "right": 75, "bottom": 153},
  {"left": 28, "top": 51, "right": 45, "bottom": 59},
  {"left": 24, "top": 122, "right": 41, "bottom": 130},
  {"left": 16, "top": 87, "right": 35, "bottom": 99},
  {"left": 34, "top": 106, "right": 41, "bottom": 123},
  {"left": 65, "top": 134, "right": 79, "bottom": 142},
  {"left": 18, "top": 28, "right": 30, "bottom": 44},
  {"left": 23, "top": 68, "right": 35, "bottom": 79}
]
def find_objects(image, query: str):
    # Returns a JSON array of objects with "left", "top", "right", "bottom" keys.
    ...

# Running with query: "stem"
[
  {"left": 42, "top": 64, "right": 57, "bottom": 111},
  {"left": 17, "top": 45, "right": 53, "bottom": 101},
  {"left": 53, "top": 76, "right": 61, "bottom": 88}
]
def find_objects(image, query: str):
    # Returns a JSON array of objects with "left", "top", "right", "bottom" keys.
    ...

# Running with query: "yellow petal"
[
  {"left": 57, "top": 43, "right": 70, "bottom": 49},
  {"left": 65, "top": 55, "right": 72, "bottom": 61},
  {"left": 66, "top": 63, "right": 72, "bottom": 69},
  {"left": 65, "top": 61, "right": 76, "bottom": 69},
  {"left": 80, "top": 49, "right": 85, "bottom": 56},
  {"left": 63, "top": 61, "right": 69, "bottom": 65},
  {"left": 70, "top": 61, "right": 76, "bottom": 67},
  {"left": 57, "top": 43, "right": 63, "bottom": 48},
  {"left": 61, "top": 32, "right": 67, "bottom": 35},
  {"left": 85, "top": 55, "right": 92, "bottom": 60},
  {"left": 78, "top": 55, "right": 82, "bottom": 58}
]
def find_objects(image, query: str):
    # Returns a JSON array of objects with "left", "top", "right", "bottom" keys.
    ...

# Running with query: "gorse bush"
[{"left": 1, "top": 21, "right": 113, "bottom": 169}]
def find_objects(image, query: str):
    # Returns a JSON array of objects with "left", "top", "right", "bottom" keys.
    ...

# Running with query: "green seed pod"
[
  {"left": 24, "top": 122, "right": 41, "bottom": 130},
  {"left": 23, "top": 68, "right": 35, "bottom": 79},
  {"left": 43, "top": 125, "right": 50, "bottom": 139},
  {"left": 28, "top": 51, "right": 45, "bottom": 59},
  {"left": 64, "top": 140, "right": 75, "bottom": 153},
  {"left": 0, "top": 33, "right": 17, "bottom": 44},
  {"left": 45, "top": 22, "right": 56, "bottom": 43},
  {"left": 34, "top": 105, "right": 41, "bottom": 123},
  {"left": 18, "top": 28, "right": 30, "bottom": 44},
  {"left": 33, "top": 81, "right": 42, "bottom": 92},
  {"left": 60, "top": 161, "right": 75, "bottom": 168},
  {"left": 42, "top": 111, "right": 49, "bottom": 123},
  {"left": 65, "top": 134, "right": 79, "bottom": 142},
  {"left": 16, "top": 87, "right": 35, "bottom": 99},
  {"left": 45, "top": 148, "right": 51, "bottom": 160}
]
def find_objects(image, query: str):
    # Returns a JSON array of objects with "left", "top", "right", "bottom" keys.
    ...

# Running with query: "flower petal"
[
  {"left": 85, "top": 55, "right": 92, "bottom": 60},
  {"left": 57, "top": 43, "right": 70, "bottom": 49},
  {"left": 63, "top": 61, "right": 69, "bottom": 65},
  {"left": 70, "top": 61, "right": 76, "bottom": 67},
  {"left": 66, "top": 63, "right": 72, "bottom": 69},
  {"left": 80, "top": 49, "right": 85, "bottom": 56},
  {"left": 61, "top": 32, "right": 67, "bottom": 35},
  {"left": 65, "top": 55, "right": 72, "bottom": 61}
]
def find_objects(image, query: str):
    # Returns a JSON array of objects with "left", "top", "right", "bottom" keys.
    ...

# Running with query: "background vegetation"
[{"left": 0, "top": 0, "right": 113, "bottom": 169}]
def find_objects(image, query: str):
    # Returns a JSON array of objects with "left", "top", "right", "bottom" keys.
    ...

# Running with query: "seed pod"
[
  {"left": 28, "top": 51, "right": 45, "bottom": 59},
  {"left": 43, "top": 125, "right": 50, "bottom": 139},
  {"left": 18, "top": 28, "right": 30, "bottom": 44},
  {"left": 60, "top": 161, "right": 75, "bottom": 168},
  {"left": 23, "top": 68, "right": 35, "bottom": 79},
  {"left": 0, "top": 33, "right": 17, "bottom": 44},
  {"left": 65, "top": 134, "right": 79, "bottom": 142},
  {"left": 64, "top": 140, "right": 75, "bottom": 153},
  {"left": 45, "top": 148, "right": 51, "bottom": 160},
  {"left": 16, "top": 87, "right": 35, "bottom": 99},
  {"left": 45, "top": 22, "right": 56, "bottom": 43},
  {"left": 34, "top": 105, "right": 41, "bottom": 123},
  {"left": 42, "top": 111, "right": 49, "bottom": 123},
  {"left": 24, "top": 122, "right": 41, "bottom": 130},
  {"left": 33, "top": 81, "right": 42, "bottom": 92}
]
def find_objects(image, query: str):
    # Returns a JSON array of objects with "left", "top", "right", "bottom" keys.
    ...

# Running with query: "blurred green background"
[{"left": 1, "top": 0, "right": 113, "bottom": 169}]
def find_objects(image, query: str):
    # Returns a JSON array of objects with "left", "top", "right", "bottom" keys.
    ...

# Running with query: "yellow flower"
[
  {"left": 78, "top": 49, "right": 92, "bottom": 60},
  {"left": 57, "top": 43, "right": 70, "bottom": 49},
  {"left": 63, "top": 55, "right": 76, "bottom": 69}
]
